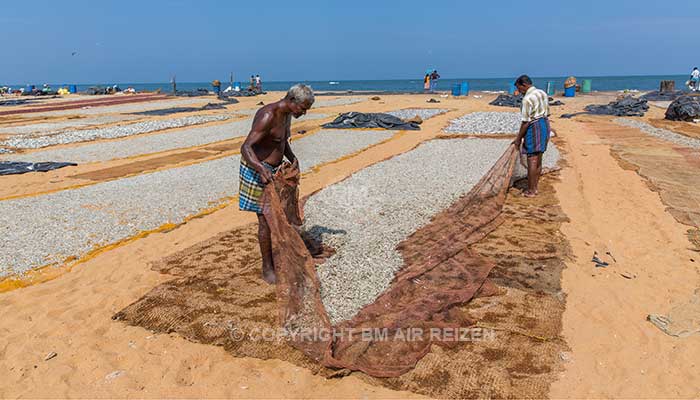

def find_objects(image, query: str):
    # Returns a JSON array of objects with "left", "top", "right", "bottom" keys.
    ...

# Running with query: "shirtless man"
[{"left": 239, "top": 84, "right": 314, "bottom": 283}]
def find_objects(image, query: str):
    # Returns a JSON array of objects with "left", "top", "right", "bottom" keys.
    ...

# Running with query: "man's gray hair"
[{"left": 286, "top": 84, "right": 314, "bottom": 105}]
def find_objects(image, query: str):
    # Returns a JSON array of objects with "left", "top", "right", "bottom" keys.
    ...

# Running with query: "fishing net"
[{"left": 116, "top": 145, "right": 527, "bottom": 377}]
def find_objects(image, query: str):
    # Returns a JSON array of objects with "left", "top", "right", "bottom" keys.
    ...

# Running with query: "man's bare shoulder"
[
  {"left": 259, "top": 98, "right": 286, "bottom": 114},
  {"left": 252, "top": 104, "right": 279, "bottom": 127},
  {"left": 253, "top": 104, "right": 276, "bottom": 118}
]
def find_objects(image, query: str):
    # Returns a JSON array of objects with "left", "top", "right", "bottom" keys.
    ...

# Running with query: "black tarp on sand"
[
  {"left": 0, "top": 161, "right": 77, "bottom": 176},
  {"left": 322, "top": 112, "right": 420, "bottom": 130}
]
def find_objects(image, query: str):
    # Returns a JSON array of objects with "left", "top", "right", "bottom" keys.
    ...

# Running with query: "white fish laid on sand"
[
  {"left": 3, "top": 113, "right": 329, "bottom": 164},
  {"left": 0, "top": 129, "right": 392, "bottom": 278},
  {"left": 305, "top": 139, "right": 505, "bottom": 323},
  {"left": 385, "top": 108, "right": 448, "bottom": 121},
  {"left": 305, "top": 137, "right": 560, "bottom": 323},
  {"left": 2, "top": 115, "right": 230, "bottom": 149},
  {"left": 0, "top": 114, "right": 141, "bottom": 136},
  {"left": 443, "top": 112, "right": 522, "bottom": 134}
]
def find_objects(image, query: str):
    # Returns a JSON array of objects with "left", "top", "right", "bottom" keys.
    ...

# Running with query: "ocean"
[{"left": 6, "top": 75, "right": 693, "bottom": 94}]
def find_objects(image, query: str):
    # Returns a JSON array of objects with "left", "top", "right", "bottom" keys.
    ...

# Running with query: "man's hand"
[
  {"left": 513, "top": 121, "right": 528, "bottom": 148},
  {"left": 259, "top": 167, "right": 273, "bottom": 184},
  {"left": 290, "top": 158, "right": 299, "bottom": 170}
]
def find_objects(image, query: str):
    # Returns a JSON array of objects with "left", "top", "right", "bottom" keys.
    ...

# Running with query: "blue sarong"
[{"left": 522, "top": 117, "right": 550, "bottom": 156}]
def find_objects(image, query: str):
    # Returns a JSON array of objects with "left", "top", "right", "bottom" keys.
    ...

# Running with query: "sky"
[{"left": 2, "top": 0, "right": 700, "bottom": 84}]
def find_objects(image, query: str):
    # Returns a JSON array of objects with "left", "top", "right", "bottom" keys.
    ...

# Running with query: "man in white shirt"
[
  {"left": 691, "top": 67, "right": 700, "bottom": 91},
  {"left": 512, "top": 74, "right": 550, "bottom": 197},
  {"left": 255, "top": 74, "right": 262, "bottom": 92}
]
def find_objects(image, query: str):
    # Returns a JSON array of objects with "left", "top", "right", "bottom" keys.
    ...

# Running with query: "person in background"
[
  {"left": 512, "top": 74, "right": 550, "bottom": 198},
  {"left": 423, "top": 73, "right": 430, "bottom": 92},
  {"left": 430, "top": 70, "right": 440, "bottom": 92},
  {"left": 691, "top": 67, "right": 700, "bottom": 92},
  {"left": 249, "top": 75, "right": 256, "bottom": 91},
  {"left": 255, "top": 74, "right": 262, "bottom": 92}
]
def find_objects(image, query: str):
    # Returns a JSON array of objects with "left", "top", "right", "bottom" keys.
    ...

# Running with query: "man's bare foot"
[
  {"left": 262, "top": 268, "right": 277, "bottom": 284},
  {"left": 523, "top": 190, "right": 537, "bottom": 198}
]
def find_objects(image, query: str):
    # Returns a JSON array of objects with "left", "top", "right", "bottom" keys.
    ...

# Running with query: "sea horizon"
[{"left": 3, "top": 74, "right": 692, "bottom": 94}]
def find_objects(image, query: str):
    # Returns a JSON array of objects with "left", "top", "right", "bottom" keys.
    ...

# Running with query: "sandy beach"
[{"left": 1, "top": 90, "right": 700, "bottom": 398}]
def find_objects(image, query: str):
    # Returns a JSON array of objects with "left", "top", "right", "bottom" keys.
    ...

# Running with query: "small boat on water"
[{"left": 329, "top": 81, "right": 340, "bottom": 85}]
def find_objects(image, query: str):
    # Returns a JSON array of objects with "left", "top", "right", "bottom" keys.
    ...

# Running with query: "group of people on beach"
[
  {"left": 423, "top": 70, "right": 440, "bottom": 92},
  {"left": 239, "top": 73, "right": 551, "bottom": 283},
  {"left": 249, "top": 74, "right": 263, "bottom": 92}
]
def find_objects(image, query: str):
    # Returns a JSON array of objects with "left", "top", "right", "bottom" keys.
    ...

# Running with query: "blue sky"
[{"left": 2, "top": 0, "right": 699, "bottom": 83}]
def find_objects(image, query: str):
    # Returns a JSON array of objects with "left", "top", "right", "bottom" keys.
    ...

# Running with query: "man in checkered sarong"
[{"left": 239, "top": 84, "right": 314, "bottom": 283}]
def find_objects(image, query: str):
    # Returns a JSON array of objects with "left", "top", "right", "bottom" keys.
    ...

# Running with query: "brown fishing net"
[
  {"left": 304, "top": 146, "right": 516, "bottom": 377},
  {"left": 115, "top": 144, "right": 569, "bottom": 388}
]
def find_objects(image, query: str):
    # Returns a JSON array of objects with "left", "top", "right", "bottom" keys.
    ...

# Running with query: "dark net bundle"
[
  {"left": 0, "top": 161, "right": 77, "bottom": 176},
  {"left": 665, "top": 95, "right": 700, "bottom": 121},
  {"left": 322, "top": 112, "right": 421, "bottom": 130},
  {"left": 174, "top": 88, "right": 211, "bottom": 97},
  {"left": 640, "top": 90, "right": 685, "bottom": 102},
  {"left": 490, "top": 94, "right": 563, "bottom": 108},
  {"left": 583, "top": 96, "right": 649, "bottom": 117},
  {"left": 490, "top": 94, "right": 523, "bottom": 107}
]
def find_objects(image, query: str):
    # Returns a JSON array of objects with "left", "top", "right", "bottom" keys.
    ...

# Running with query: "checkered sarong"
[{"left": 239, "top": 160, "right": 278, "bottom": 214}]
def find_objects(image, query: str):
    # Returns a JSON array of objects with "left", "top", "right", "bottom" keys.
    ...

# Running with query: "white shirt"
[
  {"left": 255, "top": 76, "right": 261, "bottom": 84},
  {"left": 692, "top": 70, "right": 700, "bottom": 79},
  {"left": 521, "top": 86, "right": 550, "bottom": 122}
]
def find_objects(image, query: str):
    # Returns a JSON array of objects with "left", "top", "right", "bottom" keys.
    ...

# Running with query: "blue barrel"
[
  {"left": 508, "top": 83, "right": 517, "bottom": 95},
  {"left": 233, "top": 81, "right": 241, "bottom": 90},
  {"left": 25, "top": 84, "right": 33, "bottom": 93},
  {"left": 460, "top": 82, "right": 469, "bottom": 96},
  {"left": 451, "top": 84, "right": 461, "bottom": 96},
  {"left": 69, "top": 85, "right": 77, "bottom": 94},
  {"left": 564, "top": 86, "right": 576, "bottom": 97}
]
